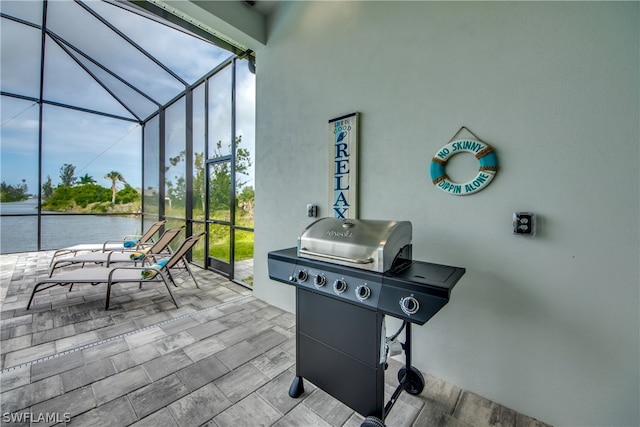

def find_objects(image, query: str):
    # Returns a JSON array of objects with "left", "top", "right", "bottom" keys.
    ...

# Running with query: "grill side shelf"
[
  {"left": 380, "top": 261, "right": 465, "bottom": 325},
  {"left": 384, "top": 261, "right": 466, "bottom": 294}
]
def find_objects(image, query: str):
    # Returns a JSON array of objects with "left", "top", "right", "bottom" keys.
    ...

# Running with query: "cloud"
[{"left": 39, "top": 106, "right": 142, "bottom": 187}]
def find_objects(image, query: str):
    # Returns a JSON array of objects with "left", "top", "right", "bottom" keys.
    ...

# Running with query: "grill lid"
[{"left": 297, "top": 217, "right": 412, "bottom": 273}]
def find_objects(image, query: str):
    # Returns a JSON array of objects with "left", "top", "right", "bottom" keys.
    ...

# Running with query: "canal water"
[{"left": 1, "top": 200, "right": 142, "bottom": 254}]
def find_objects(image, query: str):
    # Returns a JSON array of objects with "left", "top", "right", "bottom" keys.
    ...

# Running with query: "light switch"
[{"left": 307, "top": 204, "right": 317, "bottom": 217}]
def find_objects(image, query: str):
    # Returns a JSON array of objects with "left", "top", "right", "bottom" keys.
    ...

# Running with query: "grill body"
[
  {"left": 268, "top": 247, "right": 465, "bottom": 421},
  {"left": 267, "top": 218, "right": 465, "bottom": 424}
]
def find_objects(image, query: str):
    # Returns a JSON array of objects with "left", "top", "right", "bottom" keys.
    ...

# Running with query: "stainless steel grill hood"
[{"left": 297, "top": 218, "right": 412, "bottom": 273}]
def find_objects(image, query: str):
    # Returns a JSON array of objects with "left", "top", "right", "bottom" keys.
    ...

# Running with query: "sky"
[{"left": 0, "top": 0, "right": 255, "bottom": 194}]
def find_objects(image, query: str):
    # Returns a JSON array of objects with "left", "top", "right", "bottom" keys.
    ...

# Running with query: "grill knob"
[
  {"left": 355, "top": 285, "right": 371, "bottom": 301},
  {"left": 400, "top": 296, "right": 420, "bottom": 316},
  {"left": 314, "top": 274, "right": 326, "bottom": 288},
  {"left": 333, "top": 279, "right": 347, "bottom": 294},
  {"left": 297, "top": 270, "right": 308, "bottom": 282}
]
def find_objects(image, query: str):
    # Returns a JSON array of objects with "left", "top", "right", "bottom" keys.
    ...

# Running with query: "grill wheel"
[
  {"left": 361, "top": 416, "right": 386, "bottom": 427},
  {"left": 398, "top": 366, "right": 426, "bottom": 395}
]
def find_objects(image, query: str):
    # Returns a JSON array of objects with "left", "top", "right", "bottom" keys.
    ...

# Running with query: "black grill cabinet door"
[{"left": 296, "top": 288, "right": 384, "bottom": 418}]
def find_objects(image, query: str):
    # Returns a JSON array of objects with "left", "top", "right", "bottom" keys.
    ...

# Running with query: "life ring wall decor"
[{"left": 430, "top": 139, "right": 498, "bottom": 195}]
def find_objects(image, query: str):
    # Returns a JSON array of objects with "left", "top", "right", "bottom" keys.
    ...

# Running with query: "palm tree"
[
  {"left": 104, "top": 171, "right": 127, "bottom": 204},
  {"left": 79, "top": 174, "right": 96, "bottom": 185}
]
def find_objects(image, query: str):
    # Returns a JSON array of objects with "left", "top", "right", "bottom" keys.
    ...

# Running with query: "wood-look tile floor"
[{"left": 0, "top": 251, "right": 551, "bottom": 427}]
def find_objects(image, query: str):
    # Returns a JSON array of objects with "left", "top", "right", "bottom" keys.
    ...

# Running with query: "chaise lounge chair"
[
  {"left": 49, "top": 220, "right": 168, "bottom": 267},
  {"left": 48, "top": 226, "right": 184, "bottom": 275},
  {"left": 28, "top": 233, "right": 205, "bottom": 310}
]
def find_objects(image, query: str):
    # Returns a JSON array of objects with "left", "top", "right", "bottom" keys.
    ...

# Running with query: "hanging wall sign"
[
  {"left": 430, "top": 128, "right": 498, "bottom": 195},
  {"left": 329, "top": 112, "right": 358, "bottom": 218}
]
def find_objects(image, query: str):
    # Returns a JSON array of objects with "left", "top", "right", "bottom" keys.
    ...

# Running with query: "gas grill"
[{"left": 268, "top": 218, "right": 465, "bottom": 427}]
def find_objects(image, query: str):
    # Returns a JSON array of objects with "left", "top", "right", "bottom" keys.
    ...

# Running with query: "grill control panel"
[
  {"left": 268, "top": 247, "right": 465, "bottom": 325},
  {"left": 290, "top": 266, "right": 382, "bottom": 310}
]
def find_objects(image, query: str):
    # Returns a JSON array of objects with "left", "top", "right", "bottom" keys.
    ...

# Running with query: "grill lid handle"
[{"left": 298, "top": 248, "right": 373, "bottom": 265}]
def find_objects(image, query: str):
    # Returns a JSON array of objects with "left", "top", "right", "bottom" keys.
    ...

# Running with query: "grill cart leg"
[
  {"left": 378, "top": 322, "right": 426, "bottom": 427},
  {"left": 397, "top": 323, "right": 425, "bottom": 395},
  {"left": 289, "top": 375, "right": 304, "bottom": 398},
  {"left": 398, "top": 322, "right": 424, "bottom": 395}
]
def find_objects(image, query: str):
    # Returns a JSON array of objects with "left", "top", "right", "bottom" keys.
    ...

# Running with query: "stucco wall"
[{"left": 253, "top": 2, "right": 639, "bottom": 426}]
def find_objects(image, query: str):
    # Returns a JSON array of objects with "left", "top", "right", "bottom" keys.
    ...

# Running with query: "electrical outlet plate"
[{"left": 513, "top": 212, "right": 536, "bottom": 236}]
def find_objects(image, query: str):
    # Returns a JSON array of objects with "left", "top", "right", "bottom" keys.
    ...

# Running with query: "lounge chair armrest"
[
  {"left": 103, "top": 236, "right": 147, "bottom": 251},
  {"left": 103, "top": 239, "right": 133, "bottom": 245},
  {"left": 106, "top": 251, "right": 121, "bottom": 263},
  {"left": 108, "top": 265, "right": 167, "bottom": 283},
  {"left": 108, "top": 265, "right": 148, "bottom": 280},
  {"left": 109, "top": 265, "right": 167, "bottom": 274},
  {"left": 121, "top": 234, "right": 142, "bottom": 241},
  {"left": 101, "top": 240, "right": 127, "bottom": 252},
  {"left": 108, "top": 266, "right": 148, "bottom": 272}
]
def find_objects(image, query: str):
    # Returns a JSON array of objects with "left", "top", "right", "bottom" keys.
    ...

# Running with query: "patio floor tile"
[
  {"left": 60, "top": 358, "right": 117, "bottom": 392},
  {"left": 31, "top": 386, "right": 96, "bottom": 426},
  {"left": 30, "top": 350, "right": 84, "bottom": 382},
  {"left": 91, "top": 365, "right": 150, "bottom": 406},
  {"left": 304, "top": 388, "right": 354, "bottom": 427},
  {"left": 214, "top": 362, "right": 270, "bottom": 403},
  {"left": 175, "top": 354, "right": 230, "bottom": 391},
  {"left": 141, "top": 349, "right": 193, "bottom": 382},
  {"left": 167, "top": 382, "right": 232, "bottom": 427},
  {"left": 1, "top": 375, "right": 63, "bottom": 414},
  {"left": 67, "top": 396, "right": 137, "bottom": 427},
  {"left": 273, "top": 403, "right": 333, "bottom": 427},
  {"left": 130, "top": 408, "right": 178, "bottom": 427},
  {"left": 128, "top": 374, "right": 190, "bottom": 419},
  {"left": 212, "top": 392, "right": 283, "bottom": 427}
]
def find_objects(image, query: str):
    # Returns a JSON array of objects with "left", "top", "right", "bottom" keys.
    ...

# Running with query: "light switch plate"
[{"left": 307, "top": 204, "right": 317, "bottom": 217}]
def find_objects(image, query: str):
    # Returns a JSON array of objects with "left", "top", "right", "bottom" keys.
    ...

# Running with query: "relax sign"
[{"left": 329, "top": 112, "right": 358, "bottom": 218}]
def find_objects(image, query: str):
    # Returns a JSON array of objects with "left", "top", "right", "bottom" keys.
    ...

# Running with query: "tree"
[
  {"left": 238, "top": 185, "right": 254, "bottom": 217},
  {"left": 104, "top": 171, "right": 127, "bottom": 204},
  {"left": 163, "top": 136, "right": 253, "bottom": 217},
  {"left": 79, "top": 174, "right": 96, "bottom": 185},
  {"left": 114, "top": 186, "right": 140, "bottom": 204},
  {"left": 193, "top": 152, "right": 206, "bottom": 216},
  {"left": 207, "top": 136, "right": 253, "bottom": 213},
  {"left": 173, "top": 175, "right": 186, "bottom": 205},
  {"left": 42, "top": 175, "right": 53, "bottom": 200},
  {"left": 0, "top": 180, "right": 28, "bottom": 202},
  {"left": 208, "top": 161, "right": 231, "bottom": 215},
  {"left": 59, "top": 164, "right": 76, "bottom": 187},
  {"left": 234, "top": 136, "right": 252, "bottom": 189}
]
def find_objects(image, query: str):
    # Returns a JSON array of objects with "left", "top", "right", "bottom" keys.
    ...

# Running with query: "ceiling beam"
[{"left": 131, "top": 0, "right": 267, "bottom": 52}]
